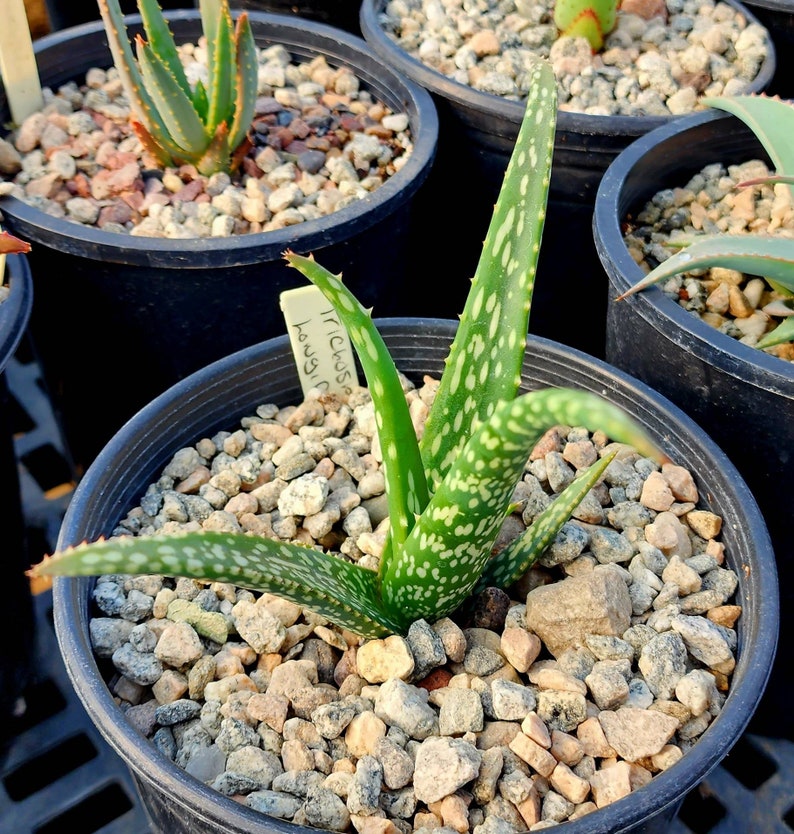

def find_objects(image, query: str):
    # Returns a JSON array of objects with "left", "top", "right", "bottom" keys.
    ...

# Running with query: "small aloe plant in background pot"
[
  {"left": 28, "top": 56, "right": 778, "bottom": 834},
  {"left": 98, "top": 0, "right": 258, "bottom": 177}
]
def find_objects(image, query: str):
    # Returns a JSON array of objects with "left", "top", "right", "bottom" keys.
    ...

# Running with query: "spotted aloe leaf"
[
  {"left": 33, "top": 531, "right": 403, "bottom": 637},
  {"left": 472, "top": 450, "right": 617, "bottom": 595},
  {"left": 420, "top": 59, "right": 557, "bottom": 490},
  {"left": 30, "top": 59, "right": 665, "bottom": 638},
  {"left": 98, "top": 0, "right": 257, "bottom": 175}
]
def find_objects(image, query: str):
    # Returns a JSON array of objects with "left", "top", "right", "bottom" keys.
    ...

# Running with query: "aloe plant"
[
  {"left": 616, "top": 94, "right": 794, "bottom": 351},
  {"left": 30, "top": 59, "right": 665, "bottom": 638},
  {"left": 98, "top": 0, "right": 258, "bottom": 176},
  {"left": 554, "top": 0, "right": 618, "bottom": 51}
]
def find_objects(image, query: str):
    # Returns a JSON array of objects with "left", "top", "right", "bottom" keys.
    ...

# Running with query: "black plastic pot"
[
  {"left": 359, "top": 0, "right": 775, "bottom": 360},
  {"left": 0, "top": 253, "right": 35, "bottom": 730},
  {"left": 740, "top": 0, "right": 794, "bottom": 96},
  {"left": 0, "top": 10, "right": 438, "bottom": 474},
  {"left": 593, "top": 107, "right": 793, "bottom": 741},
  {"left": 43, "top": 0, "right": 187, "bottom": 30},
  {"left": 51, "top": 318, "right": 777, "bottom": 834}
]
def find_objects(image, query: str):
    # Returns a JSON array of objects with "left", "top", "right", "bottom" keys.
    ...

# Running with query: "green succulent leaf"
[
  {"left": 474, "top": 450, "right": 617, "bottom": 594},
  {"left": 229, "top": 13, "right": 259, "bottom": 151},
  {"left": 553, "top": 0, "right": 618, "bottom": 51},
  {"left": 284, "top": 251, "right": 430, "bottom": 561},
  {"left": 137, "top": 35, "right": 209, "bottom": 153},
  {"left": 702, "top": 94, "right": 794, "bottom": 200},
  {"left": 617, "top": 234, "right": 794, "bottom": 300},
  {"left": 204, "top": 0, "right": 235, "bottom": 133},
  {"left": 756, "top": 314, "right": 794, "bottom": 349},
  {"left": 98, "top": 0, "right": 179, "bottom": 161},
  {"left": 138, "top": 0, "right": 192, "bottom": 99},
  {"left": 35, "top": 531, "right": 398, "bottom": 638},
  {"left": 379, "top": 391, "right": 663, "bottom": 630},
  {"left": 420, "top": 58, "right": 557, "bottom": 490}
]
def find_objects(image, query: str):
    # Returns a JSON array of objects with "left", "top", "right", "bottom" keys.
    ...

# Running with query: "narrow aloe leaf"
[
  {"left": 30, "top": 531, "right": 398, "bottom": 638},
  {"left": 97, "top": 0, "right": 179, "bottom": 159},
  {"left": 199, "top": 0, "right": 222, "bottom": 68},
  {"left": 137, "top": 36, "right": 210, "bottom": 154},
  {"left": 192, "top": 80, "right": 210, "bottom": 123},
  {"left": 284, "top": 252, "right": 431, "bottom": 561},
  {"left": 617, "top": 234, "right": 794, "bottom": 299},
  {"left": 756, "top": 315, "right": 794, "bottom": 349},
  {"left": 703, "top": 94, "right": 794, "bottom": 199},
  {"left": 194, "top": 121, "right": 232, "bottom": 176},
  {"left": 420, "top": 59, "right": 557, "bottom": 490},
  {"left": 205, "top": 1, "right": 235, "bottom": 132},
  {"left": 473, "top": 450, "right": 617, "bottom": 594},
  {"left": 138, "top": 0, "right": 192, "bottom": 99},
  {"left": 229, "top": 13, "right": 259, "bottom": 151},
  {"left": 380, "top": 389, "right": 664, "bottom": 629}
]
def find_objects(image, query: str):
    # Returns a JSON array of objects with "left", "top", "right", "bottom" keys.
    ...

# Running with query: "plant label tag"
[{"left": 280, "top": 285, "right": 358, "bottom": 397}]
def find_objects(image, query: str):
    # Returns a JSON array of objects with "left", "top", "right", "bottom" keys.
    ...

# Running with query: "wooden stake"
[{"left": 0, "top": 0, "right": 44, "bottom": 125}]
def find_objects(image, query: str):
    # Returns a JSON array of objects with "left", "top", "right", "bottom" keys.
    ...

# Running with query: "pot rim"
[
  {"left": 0, "top": 10, "right": 439, "bottom": 269},
  {"left": 593, "top": 107, "right": 794, "bottom": 393},
  {"left": 51, "top": 319, "right": 779, "bottom": 834}
]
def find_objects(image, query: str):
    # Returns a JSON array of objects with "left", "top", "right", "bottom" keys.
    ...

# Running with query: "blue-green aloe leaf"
[
  {"left": 702, "top": 94, "right": 794, "bottom": 200},
  {"left": 756, "top": 314, "right": 794, "bottom": 349},
  {"left": 617, "top": 234, "right": 794, "bottom": 300}
]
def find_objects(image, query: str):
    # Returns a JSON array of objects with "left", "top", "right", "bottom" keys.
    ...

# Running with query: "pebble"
[
  {"left": 89, "top": 377, "right": 742, "bottom": 829},
  {"left": 0, "top": 46, "right": 414, "bottom": 239},
  {"left": 376, "top": 0, "right": 769, "bottom": 116}
]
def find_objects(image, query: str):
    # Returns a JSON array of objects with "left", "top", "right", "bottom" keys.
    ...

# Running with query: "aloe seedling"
[
  {"left": 30, "top": 59, "right": 665, "bottom": 638},
  {"left": 98, "top": 0, "right": 258, "bottom": 176},
  {"left": 554, "top": 0, "right": 618, "bottom": 51},
  {"left": 0, "top": 230, "right": 30, "bottom": 256},
  {"left": 617, "top": 94, "right": 794, "bottom": 350},
  {"left": 0, "top": 228, "right": 31, "bottom": 287}
]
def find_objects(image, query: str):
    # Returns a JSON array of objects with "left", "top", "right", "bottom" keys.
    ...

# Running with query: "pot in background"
[
  {"left": 0, "top": 253, "right": 36, "bottom": 732},
  {"left": 0, "top": 10, "right": 438, "bottom": 474},
  {"left": 52, "top": 319, "right": 778, "bottom": 834},
  {"left": 592, "top": 107, "right": 793, "bottom": 740},
  {"left": 359, "top": 0, "right": 775, "bottom": 359},
  {"left": 194, "top": 0, "right": 362, "bottom": 35}
]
